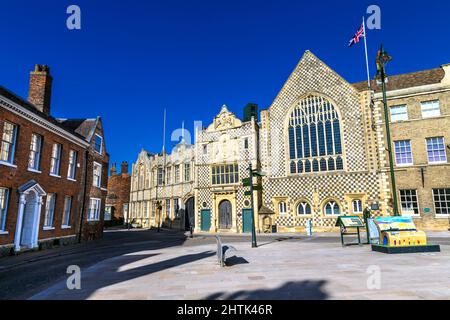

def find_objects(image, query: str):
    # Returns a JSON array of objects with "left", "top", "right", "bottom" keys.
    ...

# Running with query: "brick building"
[
  {"left": 105, "top": 162, "right": 131, "bottom": 224},
  {"left": 0, "top": 64, "right": 109, "bottom": 256}
]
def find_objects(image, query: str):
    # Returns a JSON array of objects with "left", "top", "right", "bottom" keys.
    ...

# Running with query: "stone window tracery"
[{"left": 288, "top": 95, "right": 343, "bottom": 174}]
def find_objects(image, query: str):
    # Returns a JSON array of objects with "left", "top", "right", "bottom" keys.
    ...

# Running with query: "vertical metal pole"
[
  {"left": 380, "top": 65, "right": 399, "bottom": 216},
  {"left": 249, "top": 164, "right": 257, "bottom": 248}
]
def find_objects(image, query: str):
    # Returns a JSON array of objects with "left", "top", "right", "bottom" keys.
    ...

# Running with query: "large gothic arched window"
[{"left": 288, "top": 95, "right": 344, "bottom": 174}]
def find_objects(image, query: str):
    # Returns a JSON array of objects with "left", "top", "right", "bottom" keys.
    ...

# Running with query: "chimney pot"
[
  {"left": 28, "top": 64, "right": 53, "bottom": 115},
  {"left": 121, "top": 161, "right": 129, "bottom": 174}
]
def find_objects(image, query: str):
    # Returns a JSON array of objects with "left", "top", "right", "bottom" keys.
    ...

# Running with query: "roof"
[
  {"left": 0, "top": 86, "right": 89, "bottom": 141},
  {"left": 56, "top": 118, "right": 98, "bottom": 141},
  {"left": 352, "top": 67, "right": 445, "bottom": 92},
  {"left": 259, "top": 205, "right": 275, "bottom": 215}
]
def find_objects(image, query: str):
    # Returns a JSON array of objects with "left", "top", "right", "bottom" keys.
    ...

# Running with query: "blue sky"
[{"left": 1, "top": 0, "right": 449, "bottom": 172}]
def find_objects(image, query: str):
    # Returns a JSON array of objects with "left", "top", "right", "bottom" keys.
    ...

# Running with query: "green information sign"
[{"left": 335, "top": 216, "right": 365, "bottom": 228}]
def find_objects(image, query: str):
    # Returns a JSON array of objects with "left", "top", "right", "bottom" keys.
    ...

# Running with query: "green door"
[
  {"left": 201, "top": 210, "right": 211, "bottom": 231},
  {"left": 242, "top": 209, "right": 252, "bottom": 233}
]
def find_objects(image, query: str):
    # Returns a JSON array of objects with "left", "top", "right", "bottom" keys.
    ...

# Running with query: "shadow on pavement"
[
  {"left": 0, "top": 229, "right": 189, "bottom": 300},
  {"left": 225, "top": 256, "right": 249, "bottom": 266},
  {"left": 34, "top": 250, "right": 215, "bottom": 300},
  {"left": 203, "top": 280, "right": 329, "bottom": 300}
]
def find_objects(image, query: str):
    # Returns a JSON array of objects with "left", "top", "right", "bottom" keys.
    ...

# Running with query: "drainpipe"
[{"left": 78, "top": 150, "right": 89, "bottom": 243}]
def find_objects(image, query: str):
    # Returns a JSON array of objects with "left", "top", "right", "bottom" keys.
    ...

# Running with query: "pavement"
[{"left": 29, "top": 231, "right": 450, "bottom": 300}]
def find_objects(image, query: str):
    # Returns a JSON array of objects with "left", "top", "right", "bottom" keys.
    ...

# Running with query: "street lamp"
[
  {"left": 376, "top": 44, "right": 399, "bottom": 217},
  {"left": 248, "top": 164, "right": 266, "bottom": 248}
]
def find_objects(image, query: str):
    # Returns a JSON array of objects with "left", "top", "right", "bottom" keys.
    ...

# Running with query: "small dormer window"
[{"left": 94, "top": 134, "right": 103, "bottom": 154}]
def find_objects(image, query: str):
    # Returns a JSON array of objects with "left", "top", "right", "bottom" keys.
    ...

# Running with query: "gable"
[{"left": 267, "top": 51, "right": 369, "bottom": 177}]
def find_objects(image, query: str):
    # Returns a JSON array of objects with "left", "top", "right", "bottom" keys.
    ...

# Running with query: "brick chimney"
[
  {"left": 121, "top": 162, "right": 129, "bottom": 175},
  {"left": 110, "top": 163, "right": 117, "bottom": 176},
  {"left": 28, "top": 64, "right": 53, "bottom": 115}
]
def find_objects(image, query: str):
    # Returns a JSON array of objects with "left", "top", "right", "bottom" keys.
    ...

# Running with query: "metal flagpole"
[
  {"left": 362, "top": 16, "right": 371, "bottom": 89},
  {"left": 362, "top": 17, "right": 371, "bottom": 89}
]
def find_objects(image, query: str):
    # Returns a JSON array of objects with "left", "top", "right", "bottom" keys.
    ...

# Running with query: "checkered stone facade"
[
  {"left": 194, "top": 105, "right": 260, "bottom": 232},
  {"left": 260, "top": 51, "right": 385, "bottom": 230}
]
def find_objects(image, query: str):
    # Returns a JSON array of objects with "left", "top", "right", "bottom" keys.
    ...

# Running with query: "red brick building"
[
  {"left": 105, "top": 162, "right": 131, "bottom": 224},
  {"left": 0, "top": 64, "right": 109, "bottom": 256}
]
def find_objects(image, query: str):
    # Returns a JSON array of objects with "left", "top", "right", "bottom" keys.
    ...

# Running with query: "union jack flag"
[{"left": 348, "top": 23, "right": 365, "bottom": 47}]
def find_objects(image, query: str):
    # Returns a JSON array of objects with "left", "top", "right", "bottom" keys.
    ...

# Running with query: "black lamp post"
[{"left": 376, "top": 44, "right": 399, "bottom": 217}]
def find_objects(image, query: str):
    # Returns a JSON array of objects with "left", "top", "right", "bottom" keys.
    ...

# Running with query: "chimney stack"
[
  {"left": 110, "top": 163, "right": 117, "bottom": 176},
  {"left": 28, "top": 64, "right": 53, "bottom": 115},
  {"left": 121, "top": 162, "right": 129, "bottom": 175}
]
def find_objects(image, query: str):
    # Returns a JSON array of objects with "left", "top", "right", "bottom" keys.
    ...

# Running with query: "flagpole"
[{"left": 362, "top": 16, "right": 371, "bottom": 89}]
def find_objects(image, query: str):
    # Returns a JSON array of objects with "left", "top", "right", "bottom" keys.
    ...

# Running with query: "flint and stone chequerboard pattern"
[{"left": 260, "top": 51, "right": 387, "bottom": 228}]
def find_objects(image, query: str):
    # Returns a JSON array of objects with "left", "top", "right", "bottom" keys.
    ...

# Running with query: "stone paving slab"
[{"left": 31, "top": 239, "right": 450, "bottom": 300}]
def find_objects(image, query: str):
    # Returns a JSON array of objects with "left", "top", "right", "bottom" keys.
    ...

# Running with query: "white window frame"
[
  {"left": 394, "top": 140, "right": 413, "bottom": 166},
  {"left": 44, "top": 193, "right": 56, "bottom": 228},
  {"left": 184, "top": 163, "right": 191, "bottom": 182},
  {"left": 88, "top": 198, "right": 101, "bottom": 221},
  {"left": 421, "top": 100, "right": 440, "bottom": 119},
  {"left": 390, "top": 105, "right": 408, "bottom": 122},
  {"left": 324, "top": 201, "right": 340, "bottom": 216},
  {"left": 432, "top": 189, "right": 450, "bottom": 217},
  {"left": 279, "top": 202, "right": 287, "bottom": 215},
  {"left": 399, "top": 190, "right": 420, "bottom": 216},
  {"left": 426, "top": 137, "right": 447, "bottom": 164},
  {"left": 0, "top": 121, "right": 18, "bottom": 165},
  {"left": 93, "top": 162, "right": 102, "bottom": 188},
  {"left": 174, "top": 165, "right": 180, "bottom": 183},
  {"left": 166, "top": 199, "right": 171, "bottom": 217},
  {"left": 94, "top": 134, "right": 103, "bottom": 154},
  {"left": 297, "top": 202, "right": 311, "bottom": 215},
  {"left": 67, "top": 150, "right": 78, "bottom": 180},
  {"left": 28, "top": 133, "right": 42, "bottom": 172},
  {"left": 0, "top": 188, "right": 10, "bottom": 232},
  {"left": 50, "top": 143, "right": 62, "bottom": 176},
  {"left": 352, "top": 199, "right": 363, "bottom": 214},
  {"left": 62, "top": 196, "right": 72, "bottom": 227}
]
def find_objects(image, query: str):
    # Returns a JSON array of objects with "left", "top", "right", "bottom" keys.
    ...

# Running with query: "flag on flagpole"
[
  {"left": 348, "top": 18, "right": 371, "bottom": 89},
  {"left": 348, "top": 23, "right": 365, "bottom": 47}
]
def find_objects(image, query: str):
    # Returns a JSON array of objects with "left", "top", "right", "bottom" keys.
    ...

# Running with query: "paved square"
[{"left": 31, "top": 238, "right": 450, "bottom": 300}]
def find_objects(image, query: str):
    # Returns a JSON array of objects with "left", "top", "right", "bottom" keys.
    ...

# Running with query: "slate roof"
[
  {"left": 0, "top": 85, "right": 99, "bottom": 143},
  {"left": 352, "top": 67, "right": 445, "bottom": 92},
  {"left": 56, "top": 118, "right": 98, "bottom": 141}
]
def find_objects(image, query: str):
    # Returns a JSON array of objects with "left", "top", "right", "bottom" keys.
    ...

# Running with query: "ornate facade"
[
  {"left": 194, "top": 105, "right": 261, "bottom": 233},
  {"left": 129, "top": 51, "right": 450, "bottom": 232},
  {"left": 129, "top": 142, "right": 195, "bottom": 230}
]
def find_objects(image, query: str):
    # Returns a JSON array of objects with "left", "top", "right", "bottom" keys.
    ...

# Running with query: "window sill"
[
  {"left": 428, "top": 161, "right": 448, "bottom": 165},
  {"left": 87, "top": 219, "right": 100, "bottom": 222},
  {"left": 61, "top": 225, "right": 72, "bottom": 229},
  {"left": 435, "top": 215, "right": 450, "bottom": 219},
  {"left": 27, "top": 168, "right": 42, "bottom": 174},
  {"left": 101, "top": 187, "right": 107, "bottom": 192},
  {"left": 49, "top": 173, "right": 61, "bottom": 178},
  {"left": 43, "top": 226, "right": 55, "bottom": 231},
  {"left": 296, "top": 215, "right": 313, "bottom": 218},
  {"left": 0, "top": 161, "right": 17, "bottom": 168},
  {"left": 67, "top": 177, "right": 77, "bottom": 182},
  {"left": 0, "top": 231, "right": 9, "bottom": 235}
]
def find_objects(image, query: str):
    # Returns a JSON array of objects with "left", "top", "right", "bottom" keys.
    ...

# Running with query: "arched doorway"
[
  {"left": 184, "top": 197, "right": 195, "bottom": 231},
  {"left": 218, "top": 200, "right": 232, "bottom": 229}
]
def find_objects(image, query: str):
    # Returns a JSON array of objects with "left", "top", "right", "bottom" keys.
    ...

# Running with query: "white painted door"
[{"left": 21, "top": 194, "right": 37, "bottom": 248}]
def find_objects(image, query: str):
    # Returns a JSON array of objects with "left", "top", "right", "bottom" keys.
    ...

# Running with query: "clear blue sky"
[{"left": 1, "top": 0, "right": 449, "bottom": 172}]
